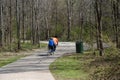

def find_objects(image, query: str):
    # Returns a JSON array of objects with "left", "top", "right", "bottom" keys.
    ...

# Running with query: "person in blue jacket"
[{"left": 48, "top": 38, "right": 54, "bottom": 54}]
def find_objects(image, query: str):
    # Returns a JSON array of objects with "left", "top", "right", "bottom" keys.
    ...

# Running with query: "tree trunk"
[
  {"left": 31, "top": 0, "right": 35, "bottom": 45},
  {"left": 45, "top": 17, "right": 50, "bottom": 40},
  {"left": 66, "top": 0, "right": 72, "bottom": 40},
  {"left": 0, "top": 0, "right": 4, "bottom": 47},
  {"left": 22, "top": 0, "right": 25, "bottom": 43},
  {"left": 95, "top": 0, "right": 103, "bottom": 56},
  {"left": 16, "top": 0, "right": 21, "bottom": 50},
  {"left": 79, "top": 13, "right": 83, "bottom": 41},
  {"left": 9, "top": 0, "right": 12, "bottom": 50},
  {"left": 0, "top": 0, "right": 2, "bottom": 47},
  {"left": 112, "top": 0, "right": 119, "bottom": 48}
]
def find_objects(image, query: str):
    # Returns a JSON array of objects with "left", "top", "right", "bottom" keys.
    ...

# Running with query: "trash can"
[{"left": 76, "top": 41, "right": 83, "bottom": 53}]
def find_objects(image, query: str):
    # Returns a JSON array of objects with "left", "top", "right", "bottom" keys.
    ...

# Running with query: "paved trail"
[{"left": 0, "top": 42, "right": 76, "bottom": 80}]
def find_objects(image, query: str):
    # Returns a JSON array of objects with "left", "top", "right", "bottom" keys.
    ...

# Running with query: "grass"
[
  {"left": 21, "top": 42, "right": 47, "bottom": 50},
  {"left": 0, "top": 43, "right": 47, "bottom": 67},
  {"left": 0, "top": 51, "right": 28, "bottom": 67},
  {"left": 50, "top": 48, "right": 120, "bottom": 80},
  {"left": 50, "top": 54, "right": 90, "bottom": 80},
  {"left": 0, "top": 42, "right": 47, "bottom": 52},
  {"left": 0, "top": 56, "right": 25, "bottom": 67}
]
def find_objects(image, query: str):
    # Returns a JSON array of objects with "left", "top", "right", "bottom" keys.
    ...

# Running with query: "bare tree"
[
  {"left": 112, "top": 0, "right": 120, "bottom": 48},
  {"left": 94, "top": 0, "right": 103, "bottom": 56},
  {"left": 8, "top": 0, "right": 12, "bottom": 50},
  {"left": 65, "top": 0, "right": 75, "bottom": 40},
  {"left": 0, "top": 0, "right": 2, "bottom": 47},
  {"left": 31, "top": 0, "right": 35, "bottom": 45},
  {"left": 0, "top": 0, "right": 4, "bottom": 48},
  {"left": 16, "top": 0, "right": 21, "bottom": 49},
  {"left": 77, "top": 0, "right": 85, "bottom": 41},
  {"left": 22, "top": 0, "right": 25, "bottom": 43}
]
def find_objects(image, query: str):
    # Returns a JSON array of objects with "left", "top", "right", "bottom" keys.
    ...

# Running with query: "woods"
[
  {"left": 0, "top": 1, "right": 119, "bottom": 80},
  {"left": 0, "top": 0, "right": 119, "bottom": 54}
]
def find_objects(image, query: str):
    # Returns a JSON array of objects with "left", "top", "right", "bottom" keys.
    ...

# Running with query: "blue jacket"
[{"left": 48, "top": 39, "right": 54, "bottom": 46}]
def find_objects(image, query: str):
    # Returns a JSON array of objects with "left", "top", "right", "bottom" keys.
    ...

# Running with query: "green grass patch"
[
  {"left": 0, "top": 55, "right": 25, "bottom": 67},
  {"left": 21, "top": 42, "right": 47, "bottom": 50},
  {"left": 50, "top": 54, "right": 90, "bottom": 80},
  {"left": 0, "top": 43, "right": 47, "bottom": 67},
  {"left": 50, "top": 48, "right": 120, "bottom": 80},
  {"left": 0, "top": 42, "right": 47, "bottom": 52}
]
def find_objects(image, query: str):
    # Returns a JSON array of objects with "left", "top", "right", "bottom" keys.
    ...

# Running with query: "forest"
[{"left": 0, "top": 0, "right": 119, "bottom": 55}]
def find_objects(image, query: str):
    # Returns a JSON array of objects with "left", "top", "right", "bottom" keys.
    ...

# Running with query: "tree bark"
[
  {"left": 16, "top": 0, "right": 21, "bottom": 50},
  {"left": 66, "top": 0, "right": 72, "bottom": 40},
  {"left": 9, "top": 0, "right": 12, "bottom": 50},
  {"left": 112, "top": 0, "right": 119, "bottom": 48},
  {"left": 31, "top": 0, "right": 35, "bottom": 45},
  {"left": 22, "top": 0, "right": 25, "bottom": 43},
  {"left": 0, "top": 0, "right": 2, "bottom": 47},
  {"left": 95, "top": 0, "right": 103, "bottom": 56}
]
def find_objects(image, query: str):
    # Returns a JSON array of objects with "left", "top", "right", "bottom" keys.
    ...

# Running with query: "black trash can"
[{"left": 76, "top": 41, "right": 83, "bottom": 53}]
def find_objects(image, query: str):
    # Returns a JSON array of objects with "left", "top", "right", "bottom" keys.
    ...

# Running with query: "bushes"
[{"left": 89, "top": 48, "right": 120, "bottom": 80}]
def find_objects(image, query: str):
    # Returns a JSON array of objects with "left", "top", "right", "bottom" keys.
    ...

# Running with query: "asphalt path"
[{"left": 0, "top": 42, "right": 76, "bottom": 80}]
